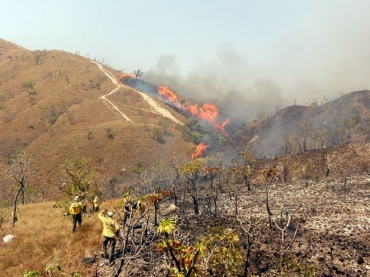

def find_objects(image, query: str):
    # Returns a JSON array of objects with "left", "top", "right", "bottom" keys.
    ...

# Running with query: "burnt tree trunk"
[
  {"left": 244, "top": 174, "right": 251, "bottom": 191},
  {"left": 242, "top": 233, "right": 252, "bottom": 277},
  {"left": 12, "top": 181, "right": 24, "bottom": 227},
  {"left": 154, "top": 201, "right": 159, "bottom": 226},
  {"left": 266, "top": 184, "right": 272, "bottom": 228},
  {"left": 191, "top": 195, "right": 199, "bottom": 215}
]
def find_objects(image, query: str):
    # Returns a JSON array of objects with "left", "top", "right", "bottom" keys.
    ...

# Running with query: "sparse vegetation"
[
  {"left": 105, "top": 127, "right": 114, "bottom": 139},
  {"left": 0, "top": 38, "right": 370, "bottom": 277},
  {"left": 86, "top": 129, "right": 93, "bottom": 140}
]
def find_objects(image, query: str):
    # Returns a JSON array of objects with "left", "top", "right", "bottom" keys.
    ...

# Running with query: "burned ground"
[{"left": 87, "top": 143, "right": 370, "bottom": 276}]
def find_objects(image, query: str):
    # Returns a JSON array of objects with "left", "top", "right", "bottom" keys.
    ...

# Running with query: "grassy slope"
[
  {"left": 0, "top": 200, "right": 119, "bottom": 276},
  {"left": 0, "top": 39, "right": 196, "bottom": 201}
]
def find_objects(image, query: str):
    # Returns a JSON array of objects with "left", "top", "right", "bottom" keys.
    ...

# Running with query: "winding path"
[{"left": 92, "top": 61, "right": 183, "bottom": 125}]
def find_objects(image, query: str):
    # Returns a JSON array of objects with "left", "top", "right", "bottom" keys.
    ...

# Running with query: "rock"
[
  {"left": 3, "top": 234, "right": 14, "bottom": 244},
  {"left": 161, "top": 204, "right": 179, "bottom": 216}
]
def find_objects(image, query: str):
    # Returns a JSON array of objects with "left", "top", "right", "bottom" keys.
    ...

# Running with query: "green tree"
[
  {"left": 199, "top": 227, "right": 244, "bottom": 276},
  {"left": 157, "top": 219, "right": 205, "bottom": 277},
  {"left": 60, "top": 158, "right": 99, "bottom": 201}
]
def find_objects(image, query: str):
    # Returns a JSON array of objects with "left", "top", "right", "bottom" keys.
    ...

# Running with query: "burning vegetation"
[
  {"left": 157, "top": 85, "right": 230, "bottom": 159},
  {"left": 158, "top": 85, "right": 230, "bottom": 137},
  {"left": 122, "top": 77, "right": 232, "bottom": 160},
  {"left": 191, "top": 142, "right": 209, "bottom": 159}
]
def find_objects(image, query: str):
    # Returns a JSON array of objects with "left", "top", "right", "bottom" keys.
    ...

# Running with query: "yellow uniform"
[
  {"left": 69, "top": 199, "right": 83, "bottom": 232},
  {"left": 98, "top": 211, "right": 120, "bottom": 262},
  {"left": 93, "top": 197, "right": 100, "bottom": 212},
  {"left": 69, "top": 201, "right": 82, "bottom": 215},
  {"left": 98, "top": 211, "right": 120, "bottom": 238}
]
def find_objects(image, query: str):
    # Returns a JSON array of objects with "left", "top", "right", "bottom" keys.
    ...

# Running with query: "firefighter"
[
  {"left": 98, "top": 209, "right": 120, "bottom": 263},
  {"left": 93, "top": 196, "right": 100, "bottom": 212},
  {"left": 78, "top": 194, "right": 87, "bottom": 214},
  {"left": 69, "top": 196, "right": 83, "bottom": 232},
  {"left": 122, "top": 197, "right": 146, "bottom": 224}
]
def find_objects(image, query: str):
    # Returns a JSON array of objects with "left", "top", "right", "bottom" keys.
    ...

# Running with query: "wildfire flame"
[
  {"left": 119, "top": 72, "right": 135, "bottom": 82},
  {"left": 214, "top": 118, "right": 230, "bottom": 137},
  {"left": 158, "top": 85, "right": 179, "bottom": 104},
  {"left": 191, "top": 142, "right": 209, "bottom": 159},
  {"left": 158, "top": 85, "right": 230, "bottom": 136}
]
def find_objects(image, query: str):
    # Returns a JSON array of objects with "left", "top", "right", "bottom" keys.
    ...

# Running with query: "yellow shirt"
[
  {"left": 98, "top": 211, "right": 120, "bottom": 238},
  {"left": 93, "top": 198, "right": 100, "bottom": 206},
  {"left": 69, "top": 201, "right": 82, "bottom": 215}
]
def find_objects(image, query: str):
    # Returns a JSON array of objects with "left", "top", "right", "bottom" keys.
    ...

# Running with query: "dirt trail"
[
  {"left": 92, "top": 61, "right": 183, "bottom": 125},
  {"left": 92, "top": 61, "right": 133, "bottom": 122}
]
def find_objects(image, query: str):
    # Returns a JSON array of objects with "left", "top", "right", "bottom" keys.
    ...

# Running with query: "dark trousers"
[
  {"left": 71, "top": 213, "right": 82, "bottom": 232},
  {"left": 102, "top": 236, "right": 116, "bottom": 262}
]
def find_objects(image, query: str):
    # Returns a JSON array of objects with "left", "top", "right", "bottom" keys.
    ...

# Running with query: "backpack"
[{"left": 70, "top": 202, "right": 80, "bottom": 215}]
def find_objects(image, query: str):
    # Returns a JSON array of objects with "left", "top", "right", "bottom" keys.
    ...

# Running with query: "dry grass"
[
  {"left": 0, "top": 38, "right": 195, "bottom": 201},
  {"left": 0, "top": 200, "right": 119, "bottom": 276}
]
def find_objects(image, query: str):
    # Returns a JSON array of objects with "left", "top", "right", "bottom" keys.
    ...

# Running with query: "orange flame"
[
  {"left": 191, "top": 142, "right": 209, "bottom": 159},
  {"left": 157, "top": 85, "right": 230, "bottom": 136},
  {"left": 198, "top": 103, "right": 219, "bottom": 123},
  {"left": 158, "top": 85, "right": 179, "bottom": 103},
  {"left": 119, "top": 73, "right": 135, "bottom": 82},
  {"left": 214, "top": 118, "right": 230, "bottom": 137}
]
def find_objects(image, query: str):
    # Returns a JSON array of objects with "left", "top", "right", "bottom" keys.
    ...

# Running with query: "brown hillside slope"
[
  {"left": 0, "top": 39, "right": 195, "bottom": 201},
  {"left": 247, "top": 90, "right": 370, "bottom": 157}
]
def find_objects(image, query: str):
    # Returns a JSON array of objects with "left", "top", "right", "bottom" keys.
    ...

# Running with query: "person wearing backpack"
[
  {"left": 98, "top": 209, "right": 120, "bottom": 263},
  {"left": 69, "top": 195, "right": 83, "bottom": 232},
  {"left": 93, "top": 196, "right": 101, "bottom": 212}
]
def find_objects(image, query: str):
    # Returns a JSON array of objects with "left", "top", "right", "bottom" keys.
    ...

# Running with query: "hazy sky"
[{"left": 1, "top": 0, "right": 370, "bottom": 118}]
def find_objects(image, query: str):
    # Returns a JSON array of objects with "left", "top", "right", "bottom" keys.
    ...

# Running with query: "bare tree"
[
  {"left": 7, "top": 151, "right": 33, "bottom": 227},
  {"left": 134, "top": 69, "right": 143, "bottom": 79},
  {"left": 113, "top": 201, "right": 161, "bottom": 277},
  {"left": 298, "top": 118, "right": 313, "bottom": 152},
  {"left": 180, "top": 159, "right": 206, "bottom": 215},
  {"left": 238, "top": 152, "right": 258, "bottom": 191},
  {"left": 238, "top": 212, "right": 263, "bottom": 277},
  {"left": 272, "top": 213, "right": 298, "bottom": 254}
]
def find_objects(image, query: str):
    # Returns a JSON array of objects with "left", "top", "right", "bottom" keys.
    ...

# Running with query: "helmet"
[
  {"left": 107, "top": 212, "right": 113, "bottom": 217},
  {"left": 74, "top": 196, "right": 79, "bottom": 201}
]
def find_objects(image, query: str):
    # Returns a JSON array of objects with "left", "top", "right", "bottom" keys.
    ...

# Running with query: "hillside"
[
  {"left": 1, "top": 143, "right": 369, "bottom": 276},
  {"left": 0, "top": 39, "right": 196, "bottom": 202},
  {"left": 120, "top": 77, "right": 370, "bottom": 161},
  {"left": 1, "top": 39, "right": 370, "bottom": 201},
  {"left": 1, "top": 38, "right": 370, "bottom": 277},
  {"left": 245, "top": 90, "right": 370, "bottom": 158}
]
